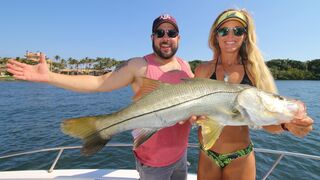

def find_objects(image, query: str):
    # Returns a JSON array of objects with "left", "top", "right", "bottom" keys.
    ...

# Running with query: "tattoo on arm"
[{"left": 114, "top": 59, "right": 131, "bottom": 72}]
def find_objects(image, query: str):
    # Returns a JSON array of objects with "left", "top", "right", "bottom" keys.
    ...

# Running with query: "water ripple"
[{"left": 0, "top": 81, "right": 319, "bottom": 179}]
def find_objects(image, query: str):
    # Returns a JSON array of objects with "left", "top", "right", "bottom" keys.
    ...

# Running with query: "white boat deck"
[
  {"left": 0, "top": 143, "right": 319, "bottom": 180},
  {"left": 0, "top": 169, "right": 197, "bottom": 179}
]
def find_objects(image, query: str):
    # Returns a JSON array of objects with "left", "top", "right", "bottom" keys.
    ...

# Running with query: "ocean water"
[{"left": 0, "top": 80, "right": 319, "bottom": 179}]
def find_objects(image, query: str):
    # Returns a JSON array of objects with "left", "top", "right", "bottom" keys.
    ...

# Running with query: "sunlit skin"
[
  {"left": 217, "top": 21, "right": 246, "bottom": 55},
  {"left": 214, "top": 21, "right": 249, "bottom": 84},
  {"left": 195, "top": 20, "right": 313, "bottom": 180},
  {"left": 6, "top": 23, "right": 185, "bottom": 93},
  {"left": 6, "top": 17, "right": 313, "bottom": 179},
  {"left": 5, "top": 19, "right": 197, "bottom": 179},
  {"left": 196, "top": 20, "right": 256, "bottom": 180},
  {"left": 6, "top": 22, "right": 196, "bottom": 123},
  {"left": 152, "top": 23, "right": 180, "bottom": 64}
]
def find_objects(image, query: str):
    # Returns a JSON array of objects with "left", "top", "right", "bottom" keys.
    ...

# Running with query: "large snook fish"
[{"left": 61, "top": 78, "right": 305, "bottom": 155}]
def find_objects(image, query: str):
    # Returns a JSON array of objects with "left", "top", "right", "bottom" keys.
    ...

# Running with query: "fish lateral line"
[{"left": 96, "top": 89, "right": 244, "bottom": 133}]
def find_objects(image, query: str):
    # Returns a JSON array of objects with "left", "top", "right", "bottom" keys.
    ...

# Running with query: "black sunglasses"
[
  {"left": 217, "top": 27, "right": 247, "bottom": 37},
  {"left": 153, "top": 29, "right": 179, "bottom": 38}
]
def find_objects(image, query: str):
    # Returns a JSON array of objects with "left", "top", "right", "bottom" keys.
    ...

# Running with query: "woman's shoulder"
[{"left": 195, "top": 60, "right": 215, "bottom": 78}]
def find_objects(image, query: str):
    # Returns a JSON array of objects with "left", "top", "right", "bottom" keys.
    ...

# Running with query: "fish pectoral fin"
[
  {"left": 217, "top": 107, "right": 239, "bottom": 117},
  {"left": 231, "top": 108, "right": 243, "bottom": 120},
  {"left": 61, "top": 116, "right": 108, "bottom": 156},
  {"left": 132, "top": 128, "right": 158, "bottom": 149},
  {"left": 196, "top": 116, "right": 223, "bottom": 150}
]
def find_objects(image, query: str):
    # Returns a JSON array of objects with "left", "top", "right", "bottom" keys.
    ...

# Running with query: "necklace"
[
  {"left": 221, "top": 64, "right": 232, "bottom": 83},
  {"left": 223, "top": 71, "right": 229, "bottom": 82},
  {"left": 218, "top": 57, "right": 241, "bottom": 83}
]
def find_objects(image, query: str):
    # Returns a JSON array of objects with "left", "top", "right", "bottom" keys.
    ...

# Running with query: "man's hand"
[
  {"left": 6, "top": 53, "right": 50, "bottom": 82},
  {"left": 179, "top": 115, "right": 207, "bottom": 125}
]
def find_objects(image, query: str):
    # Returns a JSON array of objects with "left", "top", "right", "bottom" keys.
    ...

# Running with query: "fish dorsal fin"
[
  {"left": 132, "top": 78, "right": 165, "bottom": 101},
  {"left": 196, "top": 116, "right": 224, "bottom": 150},
  {"left": 180, "top": 78, "right": 202, "bottom": 83},
  {"left": 181, "top": 77, "right": 227, "bottom": 85}
]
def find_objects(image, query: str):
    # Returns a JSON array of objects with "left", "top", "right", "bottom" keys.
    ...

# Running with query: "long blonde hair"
[{"left": 208, "top": 9, "right": 277, "bottom": 93}]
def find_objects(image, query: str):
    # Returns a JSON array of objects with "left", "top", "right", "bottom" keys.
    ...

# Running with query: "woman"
[{"left": 195, "top": 9, "right": 313, "bottom": 179}]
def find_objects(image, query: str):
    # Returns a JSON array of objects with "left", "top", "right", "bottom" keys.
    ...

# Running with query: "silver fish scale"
[
  {"left": 100, "top": 79, "right": 252, "bottom": 135},
  {"left": 63, "top": 78, "right": 302, "bottom": 155}
]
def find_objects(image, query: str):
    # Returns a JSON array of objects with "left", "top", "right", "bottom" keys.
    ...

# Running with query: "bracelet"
[{"left": 281, "top": 123, "right": 289, "bottom": 131}]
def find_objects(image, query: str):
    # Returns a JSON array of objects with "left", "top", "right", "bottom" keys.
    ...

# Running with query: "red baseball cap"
[{"left": 152, "top": 14, "right": 179, "bottom": 32}]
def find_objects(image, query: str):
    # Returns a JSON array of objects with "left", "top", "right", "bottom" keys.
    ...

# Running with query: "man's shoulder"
[
  {"left": 128, "top": 57, "right": 145, "bottom": 62},
  {"left": 113, "top": 57, "right": 147, "bottom": 75},
  {"left": 124, "top": 57, "right": 147, "bottom": 78},
  {"left": 175, "top": 56, "right": 190, "bottom": 68},
  {"left": 126, "top": 57, "right": 147, "bottom": 67}
]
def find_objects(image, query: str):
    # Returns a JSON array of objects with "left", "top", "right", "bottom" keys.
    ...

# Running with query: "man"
[{"left": 7, "top": 14, "right": 194, "bottom": 179}]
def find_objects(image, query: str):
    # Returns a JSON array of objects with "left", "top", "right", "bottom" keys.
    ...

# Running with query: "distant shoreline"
[
  {"left": 0, "top": 76, "right": 318, "bottom": 82},
  {"left": 0, "top": 76, "right": 15, "bottom": 81}
]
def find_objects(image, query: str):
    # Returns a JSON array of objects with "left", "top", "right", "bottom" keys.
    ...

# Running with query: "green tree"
[
  {"left": 68, "top": 58, "right": 78, "bottom": 70},
  {"left": 54, "top": 55, "right": 60, "bottom": 63},
  {"left": 307, "top": 59, "right": 320, "bottom": 78},
  {"left": 60, "top": 58, "right": 67, "bottom": 69},
  {"left": 188, "top": 60, "right": 203, "bottom": 73}
]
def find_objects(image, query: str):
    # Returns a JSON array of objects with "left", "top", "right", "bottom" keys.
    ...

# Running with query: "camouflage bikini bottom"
[{"left": 200, "top": 142, "right": 253, "bottom": 168}]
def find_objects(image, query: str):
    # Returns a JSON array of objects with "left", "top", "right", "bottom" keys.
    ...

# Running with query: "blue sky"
[{"left": 1, "top": 0, "right": 319, "bottom": 62}]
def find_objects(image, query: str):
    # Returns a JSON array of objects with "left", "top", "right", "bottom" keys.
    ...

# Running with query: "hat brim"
[
  {"left": 215, "top": 11, "right": 248, "bottom": 30},
  {"left": 216, "top": 17, "right": 247, "bottom": 29},
  {"left": 153, "top": 20, "right": 179, "bottom": 32}
]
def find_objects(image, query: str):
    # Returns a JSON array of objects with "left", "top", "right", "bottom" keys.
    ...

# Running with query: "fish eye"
[{"left": 273, "top": 94, "right": 284, "bottom": 100}]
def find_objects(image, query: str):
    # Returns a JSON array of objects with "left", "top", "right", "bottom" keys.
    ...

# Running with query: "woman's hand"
[{"left": 284, "top": 116, "right": 314, "bottom": 137}]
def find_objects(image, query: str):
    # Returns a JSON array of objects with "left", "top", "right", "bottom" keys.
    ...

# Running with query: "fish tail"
[
  {"left": 61, "top": 116, "right": 109, "bottom": 156},
  {"left": 82, "top": 134, "right": 109, "bottom": 156}
]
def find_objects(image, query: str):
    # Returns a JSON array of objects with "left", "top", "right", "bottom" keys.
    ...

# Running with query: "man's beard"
[{"left": 152, "top": 42, "right": 178, "bottom": 59}]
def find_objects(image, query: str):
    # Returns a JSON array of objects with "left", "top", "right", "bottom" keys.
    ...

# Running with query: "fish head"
[{"left": 236, "top": 88, "right": 306, "bottom": 126}]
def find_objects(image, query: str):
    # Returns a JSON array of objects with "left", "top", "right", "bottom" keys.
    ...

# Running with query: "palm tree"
[
  {"left": 60, "top": 59, "right": 67, "bottom": 70},
  {"left": 68, "top": 58, "right": 78, "bottom": 73},
  {"left": 67, "top": 57, "right": 73, "bottom": 69},
  {"left": 54, "top": 55, "right": 60, "bottom": 63},
  {"left": 79, "top": 58, "right": 87, "bottom": 72}
]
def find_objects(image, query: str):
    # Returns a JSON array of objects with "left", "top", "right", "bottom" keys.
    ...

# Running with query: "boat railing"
[{"left": 1, "top": 143, "right": 319, "bottom": 180}]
